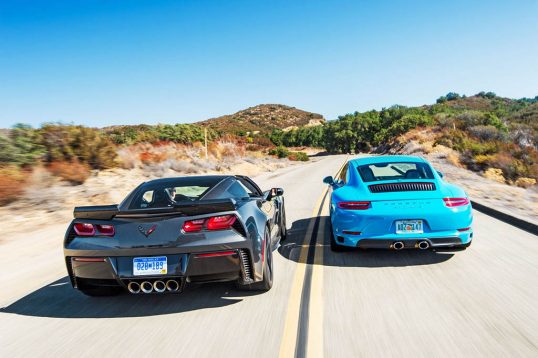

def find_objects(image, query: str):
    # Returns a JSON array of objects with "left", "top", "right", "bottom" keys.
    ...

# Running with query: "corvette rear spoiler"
[{"left": 73, "top": 199, "right": 237, "bottom": 220}]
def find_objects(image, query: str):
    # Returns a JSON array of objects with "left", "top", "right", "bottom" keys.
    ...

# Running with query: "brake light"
[
  {"left": 207, "top": 215, "right": 237, "bottom": 230},
  {"left": 73, "top": 223, "right": 115, "bottom": 236},
  {"left": 182, "top": 215, "right": 237, "bottom": 233},
  {"left": 182, "top": 219, "right": 205, "bottom": 233},
  {"left": 195, "top": 251, "right": 236, "bottom": 258},
  {"left": 73, "top": 223, "right": 96, "bottom": 236},
  {"left": 443, "top": 198, "right": 470, "bottom": 207},
  {"left": 338, "top": 201, "right": 371, "bottom": 210},
  {"left": 96, "top": 224, "right": 115, "bottom": 236},
  {"left": 458, "top": 227, "right": 471, "bottom": 232}
]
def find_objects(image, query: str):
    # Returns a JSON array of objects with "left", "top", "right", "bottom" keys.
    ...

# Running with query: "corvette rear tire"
[
  {"left": 237, "top": 231, "right": 273, "bottom": 291},
  {"left": 79, "top": 286, "right": 122, "bottom": 297}
]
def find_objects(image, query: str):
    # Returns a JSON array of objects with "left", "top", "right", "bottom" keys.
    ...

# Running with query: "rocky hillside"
[{"left": 198, "top": 104, "right": 325, "bottom": 135}]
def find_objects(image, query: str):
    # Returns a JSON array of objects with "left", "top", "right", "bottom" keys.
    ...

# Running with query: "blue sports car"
[{"left": 324, "top": 155, "right": 473, "bottom": 251}]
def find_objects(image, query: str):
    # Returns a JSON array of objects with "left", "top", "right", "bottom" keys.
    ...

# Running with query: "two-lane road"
[{"left": 1, "top": 155, "right": 537, "bottom": 357}]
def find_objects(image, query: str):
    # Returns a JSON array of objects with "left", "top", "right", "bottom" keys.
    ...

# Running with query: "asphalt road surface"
[{"left": 1, "top": 155, "right": 537, "bottom": 357}]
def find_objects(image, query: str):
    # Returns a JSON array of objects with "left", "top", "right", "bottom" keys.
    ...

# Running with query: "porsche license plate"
[
  {"left": 133, "top": 256, "right": 167, "bottom": 276},
  {"left": 395, "top": 220, "right": 423, "bottom": 234}
]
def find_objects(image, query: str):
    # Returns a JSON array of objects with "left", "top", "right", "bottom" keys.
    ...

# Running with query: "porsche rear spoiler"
[{"left": 73, "top": 199, "right": 237, "bottom": 220}]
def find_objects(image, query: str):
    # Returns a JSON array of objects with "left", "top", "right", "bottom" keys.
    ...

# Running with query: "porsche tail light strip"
[
  {"left": 195, "top": 250, "right": 236, "bottom": 258},
  {"left": 342, "top": 231, "right": 361, "bottom": 235},
  {"left": 182, "top": 215, "right": 238, "bottom": 233},
  {"left": 338, "top": 201, "right": 371, "bottom": 210},
  {"left": 443, "top": 198, "right": 470, "bottom": 207}
]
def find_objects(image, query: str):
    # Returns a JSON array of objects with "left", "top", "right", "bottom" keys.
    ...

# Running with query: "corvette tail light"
[
  {"left": 443, "top": 198, "right": 470, "bottom": 207},
  {"left": 206, "top": 215, "right": 237, "bottom": 230},
  {"left": 182, "top": 219, "right": 205, "bottom": 233},
  {"left": 73, "top": 223, "right": 115, "bottom": 236},
  {"left": 96, "top": 224, "right": 115, "bottom": 236},
  {"left": 182, "top": 215, "right": 237, "bottom": 233},
  {"left": 458, "top": 227, "right": 471, "bottom": 232},
  {"left": 338, "top": 201, "right": 371, "bottom": 210},
  {"left": 73, "top": 223, "right": 96, "bottom": 236}
]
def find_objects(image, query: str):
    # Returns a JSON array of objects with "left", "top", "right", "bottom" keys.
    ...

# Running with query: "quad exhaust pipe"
[
  {"left": 392, "top": 241, "right": 405, "bottom": 250},
  {"left": 166, "top": 280, "right": 180, "bottom": 292},
  {"left": 127, "top": 279, "right": 181, "bottom": 294},
  {"left": 140, "top": 281, "right": 154, "bottom": 294},
  {"left": 153, "top": 280, "right": 166, "bottom": 293},
  {"left": 127, "top": 281, "right": 141, "bottom": 294}
]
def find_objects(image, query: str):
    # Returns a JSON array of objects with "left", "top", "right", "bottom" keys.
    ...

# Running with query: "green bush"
[
  {"left": 268, "top": 146, "right": 290, "bottom": 158},
  {"left": 287, "top": 151, "right": 309, "bottom": 161}
]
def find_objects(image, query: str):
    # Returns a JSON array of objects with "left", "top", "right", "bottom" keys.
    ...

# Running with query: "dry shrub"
[
  {"left": 483, "top": 168, "right": 505, "bottom": 183},
  {"left": 0, "top": 166, "right": 26, "bottom": 205},
  {"left": 514, "top": 177, "right": 537, "bottom": 188},
  {"left": 446, "top": 152, "right": 462, "bottom": 167},
  {"left": 139, "top": 151, "right": 167, "bottom": 163},
  {"left": 48, "top": 160, "right": 90, "bottom": 184}
]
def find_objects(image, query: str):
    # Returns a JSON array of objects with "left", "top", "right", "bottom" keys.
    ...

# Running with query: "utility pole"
[{"left": 204, "top": 128, "right": 208, "bottom": 160}]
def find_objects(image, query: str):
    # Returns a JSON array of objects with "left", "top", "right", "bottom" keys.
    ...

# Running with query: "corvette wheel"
[
  {"left": 238, "top": 231, "right": 273, "bottom": 291},
  {"left": 79, "top": 286, "right": 122, "bottom": 297}
]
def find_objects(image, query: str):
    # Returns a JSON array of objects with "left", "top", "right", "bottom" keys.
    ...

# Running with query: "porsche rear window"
[
  {"left": 128, "top": 177, "right": 224, "bottom": 209},
  {"left": 357, "top": 162, "right": 434, "bottom": 182}
]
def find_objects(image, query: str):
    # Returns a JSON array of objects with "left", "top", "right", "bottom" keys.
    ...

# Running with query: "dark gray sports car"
[{"left": 63, "top": 175, "right": 286, "bottom": 296}]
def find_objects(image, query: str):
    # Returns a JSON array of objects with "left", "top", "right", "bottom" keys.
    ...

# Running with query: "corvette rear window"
[
  {"left": 128, "top": 177, "right": 224, "bottom": 209},
  {"left": 357, "top": 162, "right": 434, "bottom": 182}
]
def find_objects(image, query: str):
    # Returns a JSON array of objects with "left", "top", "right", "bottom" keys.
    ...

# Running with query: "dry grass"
[
  {"left": 47, "top": 161, "right": 91, "bottom": 184},
  {"left": 0, "top": 166, "right": 26, "bottom": 205}
]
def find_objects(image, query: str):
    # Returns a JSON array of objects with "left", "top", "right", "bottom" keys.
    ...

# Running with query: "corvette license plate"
[
  {"left": 395, "top": 220, "right": 423, "bottom": 234},
  {"left": 133, "top": 256, "right": 167, "bottom": 276}
]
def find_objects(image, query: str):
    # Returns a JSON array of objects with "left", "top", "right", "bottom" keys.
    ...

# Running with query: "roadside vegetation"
[
  {"left": 1, "top": 91, "right": 536, "bottom": 205},
  {"left": 274, "top": 92, "right": 538, "bottom": 187}
]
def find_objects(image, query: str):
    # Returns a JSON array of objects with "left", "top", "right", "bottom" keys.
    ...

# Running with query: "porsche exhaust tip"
[
  {"left": 153, "top": 280, "right": 166, "bottom": 293},
  {"left": 418, "top": 240, "right": 430, "bottom": 250},
  {"left": 166, "top": 280, "right": 180, "bottom": 292},
  {"left": 141, "top": 281, "right": 153, "bottom": 294},
  {"left": 392, "top": 241, "right": 405, "bottom": 250},
  {"left": 127, "top": 282, "right": 141, "bottom": 294}
]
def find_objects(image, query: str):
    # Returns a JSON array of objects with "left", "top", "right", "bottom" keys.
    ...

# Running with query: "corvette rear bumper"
[{"left": 64, "top": 231, "right": 260, "bottom": 290}]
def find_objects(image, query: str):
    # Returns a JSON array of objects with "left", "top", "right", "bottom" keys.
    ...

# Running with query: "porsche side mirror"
[
  {"left": 323, "top": 176, "right": 334, "bottom": 185},
  {"left": 437, "top": 171, "right": 444, "bottom": 178}
]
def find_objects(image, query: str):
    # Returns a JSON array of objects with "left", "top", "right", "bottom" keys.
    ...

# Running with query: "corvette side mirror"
[
  {"left": 323, "top": 176, "right": 334, "bottom": 185},
  {"left": 437, "top": 171, "right": 444, "bottom": 178},
  {"left": 273, "top": 188, "right": 284, "bottom": 196},
  {"left": 264, "top": 188, "right": 283, "bottom": 201}
]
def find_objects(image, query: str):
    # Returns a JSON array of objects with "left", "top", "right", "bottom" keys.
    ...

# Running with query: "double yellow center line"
[{"left": 279, "top": 160, "right": 347, "bottom": 358}]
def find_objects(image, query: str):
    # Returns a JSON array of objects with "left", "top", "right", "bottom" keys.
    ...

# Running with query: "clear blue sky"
[{"left": 1, "top": 0, "right": 537, "bottom": 128}]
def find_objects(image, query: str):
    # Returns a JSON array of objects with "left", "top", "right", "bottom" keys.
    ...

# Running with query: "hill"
[{"left": 197, "top": 104, "right": 325, "bottom": 135}]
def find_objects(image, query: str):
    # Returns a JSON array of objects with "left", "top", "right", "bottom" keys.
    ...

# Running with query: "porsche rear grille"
[
  {"left": 238, "top": 249, "right": 254, "bottom": 282},
  {"left": 369, "top": 182, "right": 436, "bottom": 193}
]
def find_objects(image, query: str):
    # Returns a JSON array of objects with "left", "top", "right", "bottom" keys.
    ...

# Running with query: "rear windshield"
[
  {"left": 357, "top": 162, "right": 435, "bottom": 182},
  {"left": 128, "top": 177, "right": 224, "bottom": 209}
]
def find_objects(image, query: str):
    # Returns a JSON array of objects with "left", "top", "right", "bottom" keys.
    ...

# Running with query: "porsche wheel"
[{"left": 329, "top": 219, "right": 348, "bottom": 252}]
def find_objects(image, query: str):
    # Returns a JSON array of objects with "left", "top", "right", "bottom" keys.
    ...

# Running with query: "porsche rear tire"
[{"left": 329, "top": 220, "right": 349, "bottom": 252}]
